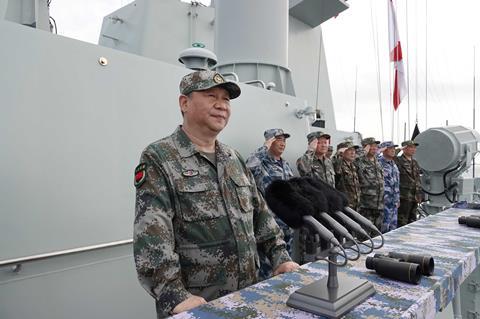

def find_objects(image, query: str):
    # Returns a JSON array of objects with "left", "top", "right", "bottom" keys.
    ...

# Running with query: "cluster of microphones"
[{"left": 265, "top": 177, "right": 435, "bottom": 285}]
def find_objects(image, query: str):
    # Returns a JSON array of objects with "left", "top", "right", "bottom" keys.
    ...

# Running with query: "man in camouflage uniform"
[
  {"left": 326, "top": 145, "right": 334, "bottom": 159},
  {"left": 246, "top": 128, "right": 294, "bottom": 279},
  {"left": 297, "top": 131, "right": 335, "bottom": 187},
  {"left": 355, "top": 137, "right": 384, "bottom": 229},
  {"left": 378, "top": 141, "right": 400, "bottom": 233},
  {"left": 133, "top": 70, "right": 298, "bottom": 318},
  {"left": 334, "top": 141, "right": 361, "bottom": 210},
  {"left": 395, "top": 140, "right": 422, "bottom": 227}
]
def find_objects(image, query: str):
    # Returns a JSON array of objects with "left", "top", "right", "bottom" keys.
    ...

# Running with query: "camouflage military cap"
[
  {"left": 401, "top": 140, "right": 419, "bottom": 147},
  {"left": 379, "top": 141, "right": 398, "bottom": 148},
  {"left": 307, "top": 131, "right": 331, "bottom": 143},
  {"left": 338, "top": 141, "right": 360, "bottom": 150},
  {"left": 264, "top": 128, "right": 290, "bottom": 140},
  {"left": 179, "top": 70, "right": 241, "bottom": 99},
  {"left": 361, "top": 137, "right": 381, "bottom": 146}
]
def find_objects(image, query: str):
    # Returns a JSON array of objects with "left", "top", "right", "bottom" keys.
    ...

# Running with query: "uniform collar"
[{"left": 173, "top": 126, "right": 231, "bottom": 160}]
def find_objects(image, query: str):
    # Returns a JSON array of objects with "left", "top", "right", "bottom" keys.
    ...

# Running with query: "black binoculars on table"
[
  {"left": 365, "top": 252, "right": 435, "bottom": 284},
  {"left": 458, "top": 215, "right": 480, "bottom": 228}
]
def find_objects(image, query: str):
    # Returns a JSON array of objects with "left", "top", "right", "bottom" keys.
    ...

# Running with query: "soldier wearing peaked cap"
[
  {"left": 296, "top": 131, "right": 335, "bottom": 187},
  {"left": 133, "top": 70, "right": 298, "bottom": 318},
  {"left": 355, "top": 137, "right": 384, "bottom": 229},
  {"left": 326, "top": 145, "right": 333, "bottom": 159},
  {"left": 246, "top": 128, "right": 294, "bottom": 279},
  {"left": 378, "top": 141, "right": 400, "bottom": 233},
  {"left": 334, "top": 141, "right": 361, "bottom": 210},
  {"left": 395, "top": 140, "right": 422, "bottom": 227}
]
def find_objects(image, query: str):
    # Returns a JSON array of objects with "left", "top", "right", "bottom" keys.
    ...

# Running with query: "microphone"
[
  {"left": 304, "top": 178, "right": 371, "bottom": 238},
  {"left": 265, "top": 180, "right": 340, "bottom": 247},
  {"left": 288, "top": 178, "right": 357, "bottom": 241}
]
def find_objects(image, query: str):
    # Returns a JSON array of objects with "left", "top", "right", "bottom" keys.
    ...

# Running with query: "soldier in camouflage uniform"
[
  {"left": 378, "top": 141, "right": 400, "bottom": 233},
  {"left": 296, "top": 131, "right": 335, "bottom": 187},
  {"left": 326, "top": 145, "right": 333, "bottom": 159},
  {"left": 334, "top": 141, "right": 361, "bottom": 210},
  {"left": 355, "top": 137, "right": 384, "bottom": 229},
  {"left": 133, "top": 70, "right": 298, "bottom": 318},
  {"left": 246, "top": 128, "right": 294, "bottom": 279},
  {"left": 395, "top": 140, "right": 422, "bottom": 227}
]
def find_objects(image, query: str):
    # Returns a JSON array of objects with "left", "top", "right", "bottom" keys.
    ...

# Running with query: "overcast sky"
[{"left": 49, "top": 0, "right": 480, "bottom": 142}]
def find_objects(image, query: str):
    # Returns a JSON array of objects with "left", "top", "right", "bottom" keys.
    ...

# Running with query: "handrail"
[
  {"left": 244, "top": 80, "right": 266, "bottom": 89},
  {"left": 0, "top": 239, "right": 133, "bottom": 268},
  {"left": 221, "top": 72, "right": 239, "bottom": 82}
]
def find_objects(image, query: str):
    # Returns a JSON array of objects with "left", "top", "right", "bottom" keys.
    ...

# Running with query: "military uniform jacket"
[
  {"left": 355, "top": 154, "right": 385, "bottom": 210},
  {"left": 395, "top": 154, "right": 422, "bottom": 202},
  {"left": 134, "top": 127, "right": 291, "bottom": 317},
  {"left": 378, "top": 156, "right": 400, "bottom": 207},
  {"left": 296, "top": 150, "right": 335, "bottom": 187},
  {"left": 334, "top": 159, "right": 360, "bottom": 208},
  {"left": 246, "top": 145, "right": 294, "bottom": 196}
]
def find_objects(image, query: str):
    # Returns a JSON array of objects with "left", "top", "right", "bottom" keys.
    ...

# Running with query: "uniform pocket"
[
  {"left": 230, "top": 174, "right": 254, "bottom": 213},
  {"left": 175, "top": 177, "right": 223, "bottom": 221}
]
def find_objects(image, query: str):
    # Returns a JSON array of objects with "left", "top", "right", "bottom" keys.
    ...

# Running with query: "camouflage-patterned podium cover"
[{"left": 171, "top": 208, "right": 480, "bottom": 318}]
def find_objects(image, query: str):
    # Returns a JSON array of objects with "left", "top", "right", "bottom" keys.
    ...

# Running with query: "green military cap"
[
  {"left": 179, "top": 70, "right": 241, "bottom": 99},
  {"left": 401, "top": 140, "right": 419, "bottom": 147},
  {"left": 361, "top": 137, "right": 381, "bottom": 146},
  {"left": 307, "top": 131, "right": 331, "bottom": 143},
  {"left": 337, "top": 141, "right": 359, "bottom": 150},
  {"left": 264, "top": 128, "right": 290, "bottom": 140}
]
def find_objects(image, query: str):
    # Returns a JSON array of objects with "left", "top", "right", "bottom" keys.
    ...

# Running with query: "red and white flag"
[{"left": 388, "top": 0, "right": 406, "bottom": 111}]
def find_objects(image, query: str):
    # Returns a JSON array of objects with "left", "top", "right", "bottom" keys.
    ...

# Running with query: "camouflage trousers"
[
  {"left": 359, "top": 208, "right": 383, "bottom": 230},
  {"left": 258, "top": 216, "right": 293, "bottom": 280},
  {"left": 398, "top": 200, "right": 418, "bottom": 227},
  {"left": 381, "top": 204, "right": 398, "bottom": 233}
]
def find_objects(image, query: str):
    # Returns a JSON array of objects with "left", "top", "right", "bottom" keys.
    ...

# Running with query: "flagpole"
[
  {"left": 353, "top": 65, "right": 358, "bottom": 132},
  {"left": 405, "top": 0, "right": 410, "bottom": 137},
  {"left": 425, "top": 0, "right": 428, "bottom": 130},
  {"left": 474, "top": 46, "right": 476, "bottom": 178}
]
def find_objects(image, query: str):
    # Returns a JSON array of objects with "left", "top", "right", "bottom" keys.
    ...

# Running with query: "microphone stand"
[{"left": 286, "top": 219, "right": 376, "bottom": 318}]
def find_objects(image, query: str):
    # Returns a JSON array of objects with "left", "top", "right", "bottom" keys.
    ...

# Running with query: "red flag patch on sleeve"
[{"left": 134, "top": 163, "right": 146, "bottom": 188}]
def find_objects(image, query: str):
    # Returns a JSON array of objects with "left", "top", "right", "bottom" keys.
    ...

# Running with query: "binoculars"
[
  {"left": 458, "top": 215, "right": 480, "bottom": 228},
  {"left": 366, "top": 252, "right": 435, "bottom": 284}
]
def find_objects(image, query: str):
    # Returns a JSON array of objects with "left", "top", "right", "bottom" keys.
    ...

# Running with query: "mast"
[
  {"left": 474, "top": 46, "right": 476, "bottom": 177},
  {"left": 353, "top": 65, "right": 358, "bottom": 132},
  {"left": 425, "top": 0, "right": 428, "bottom": 130}
]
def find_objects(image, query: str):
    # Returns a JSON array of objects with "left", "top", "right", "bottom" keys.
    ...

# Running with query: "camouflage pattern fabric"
[
  {"left": 296, "top": 151, "right": 335, "bottom": 187},
  {"left": 395, "top": 154, "right": 422, "bottom": 202},
  {"left": 334, "top": 159, "right": 361, "bottom": 210},
  {"left": 355, "top": 154, "right": 384, "bottom": 210},
  {"left": 378, "top": 156, "right": 400, "bottom": 233},
  {"left": 246, "top": 146, "right": 294, "bottom": 197},
  {"left": 179, "top": 70, "right": 241, "bottom": 99},
  {"left": 246, "top": 145, "right": 295, "bottom": 278},
  {"left": 395, "top": 155, "right": 422, "bottom": 227},
  {"left": 134, "top": 126, "right": 291, "bottom": 318},
  {"left": 171, "top": 208, "right": 480, "bottom": 319}
]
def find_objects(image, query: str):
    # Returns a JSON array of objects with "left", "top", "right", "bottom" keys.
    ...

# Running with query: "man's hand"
[
  {"left": 363, "top": 144, "right": 371, "bottom": 153},
  {"left": 377, "top": 147, "right": 387, "bottom": 154},
  {"left": 416, "top": 194, "right": 423, "bottom": 203},
  {"left": 308, "top": 139, "right": 318, "bottom": 152},
  {"left": 273, "top": 261, "right": 300, "bottom": 276},
  {"left": 264, "top": 137, "right": 276, "bottom": 150},
  {"left": 171, "top": 295, "right": 207, "bottom": 314}
]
